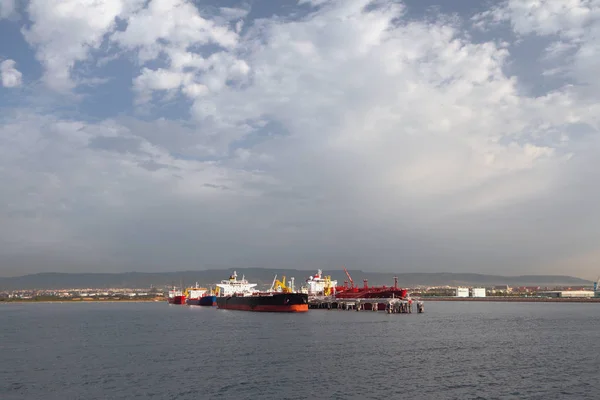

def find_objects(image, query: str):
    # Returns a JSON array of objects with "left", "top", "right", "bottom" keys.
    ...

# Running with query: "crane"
[
  {"left": 343, "top": 266, "right": 354, "bottom": 289},
  {"left": 271, "top": 275, "right": 291, "bottom": 293},
  {"left": 269, "top": 275, "right": 278, "bottom": 291}
]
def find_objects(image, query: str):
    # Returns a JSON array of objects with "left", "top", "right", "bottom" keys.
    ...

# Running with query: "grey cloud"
[
  {"left": 88, "top": 136, "right": 143, "bottom": 154},
  {"left": 138, "top": 160, "right": 171, "bottom": 171},
  {"left": 203, "top": 183, "right": 230, "bottom": 190}
]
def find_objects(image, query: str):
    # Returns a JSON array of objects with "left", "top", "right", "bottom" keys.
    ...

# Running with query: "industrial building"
[
  {"left": 453, "top": 287, "right": 487, "bottom": 297},
  {"left": 538, "top": 291, "right": 596, "bottom": 298}
]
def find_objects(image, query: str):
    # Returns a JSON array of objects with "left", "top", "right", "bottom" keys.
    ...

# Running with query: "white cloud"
[
  {"left": 189, "top": 1, "right": 587, "bottom": 208},
  {"left": 478, "top": 1, "right": 600, "bottom": 97},
  {"left": 218, "top": 6, "right": 249, "bottom": 22},
  {"left": 21, "top": 0, "right": 246, "bottom": 98},
  {"left": 3, "top": 0, "right": 600, "bottom": 275},
  {"left": 109, "top": 0, "right": 248, "bottom": 105},
  {"left": 508, "top": 0, "right": 595, "bottom": 37},
  {"left": 473, "top": 0, "right": 598, "bottom": 36},
  {"left": 22, "top": 0, "right": 144, "bottom": 91},
  {"left": 0, "top": 59, "right": 22, "bottom": 87},
  {"left": 112, "top": 0, "right": 238, "bottom": 51}
]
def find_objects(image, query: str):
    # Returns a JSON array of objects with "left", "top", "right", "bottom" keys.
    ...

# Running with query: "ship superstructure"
[
  {"left": 215, "top": 271, "right": 257, "bottom": 297},
  {"left": 184, "top": 283, "right": 218, "bottom": 306},
  {"left": 184, "top": 283, "right": 208, "bottom": 301},
  {"left": 303, "top": 269, "right": 337, "bottom": 297}
]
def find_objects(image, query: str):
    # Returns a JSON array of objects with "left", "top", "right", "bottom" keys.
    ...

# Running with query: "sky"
[{"left": 0, "top": 0, "right": 599, "bottom": 279}]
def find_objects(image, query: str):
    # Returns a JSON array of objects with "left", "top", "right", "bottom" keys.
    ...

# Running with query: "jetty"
[{"left": 309, "top": 297, "right": 424, "bottom": 313}]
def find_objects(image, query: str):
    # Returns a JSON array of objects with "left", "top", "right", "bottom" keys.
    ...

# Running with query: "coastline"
[
  {"left": 0, "top": 299, "right": 164, "bottom": 304},
  {"left": 421, "top": 296, "right": 600, "bottom": 303},
  {"left": 4, "top": 297, "right": 600, "bottom": 304}
]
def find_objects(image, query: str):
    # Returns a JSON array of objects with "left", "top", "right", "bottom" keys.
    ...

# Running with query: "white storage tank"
[
  {"left": 456, "top": 287, "right": 469, "bottom": 297},
  {"left": 471, "top": 288, "right": 486, "bottom": 297}
]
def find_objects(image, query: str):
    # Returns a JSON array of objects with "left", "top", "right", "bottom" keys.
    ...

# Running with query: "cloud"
[
  {"left": 112, "top": 0, "right": 248, "bottom": 107},
  {"left": 473, "top": 0, "right": 597, "bottom": 34},
  {"left": 0, "top": 0, "right": 15, "bottom": 19},
  {"left": 0, "top": 59, "right": 22, "bottom": 87},
  {"left": 0, "top": 112, "right": 269, "bottom": 271},
  {"left": 112, "top": 0, "right": 238, "bottom": 51},
  {"left": 191, "top": 0, "right": 582, "bottom": 207},
  {"left": 22, "top": 0, "right": 144, "bottom": 91},
  {"left": 2, "top": 0, "right": 600, "bottom": 276},
  {"left": 474, "top": 0, "right": 600, "bottom": 94},
  {"left": 21, "top": 0, "right": 247, "bottom": 97}
]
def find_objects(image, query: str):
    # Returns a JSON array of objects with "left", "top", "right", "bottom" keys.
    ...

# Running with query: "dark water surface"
[{"left": 1, "top": 301, "right": 599, "bottom": 399}]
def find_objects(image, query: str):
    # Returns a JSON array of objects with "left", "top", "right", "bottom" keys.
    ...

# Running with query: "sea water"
[{"left": 1, "top": 301, "right": 599, "bottom": 399}]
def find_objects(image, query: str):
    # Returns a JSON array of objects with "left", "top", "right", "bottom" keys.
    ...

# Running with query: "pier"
[{"left": 309, "top": 297, "right": 424, "bottom": 313}]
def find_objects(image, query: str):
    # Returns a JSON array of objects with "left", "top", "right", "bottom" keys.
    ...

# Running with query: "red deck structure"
[{"left": 333, "top": 268, "right": 408, "bottom": 299}]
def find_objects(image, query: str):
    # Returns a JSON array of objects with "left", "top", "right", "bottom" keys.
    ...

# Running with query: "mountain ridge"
[{"left": 0, "top": 269, "right": 593, "bottom": 290}]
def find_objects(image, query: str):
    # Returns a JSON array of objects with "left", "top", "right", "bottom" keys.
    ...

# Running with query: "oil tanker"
[
  {"left": 166, "top": 288, "right": 186, "bottom": 305},
  {"left": 301, "top": 268, "right": 408, "bottom": 299},
  {"left": 184, "top": 284, "right": 217, "bottom": 306},
  {"left": 301, "top": 268, "right": 409, "bottom": 310},
  {"left": 215, "top": 271, "right": 308, "bottom": 312},
  {"left": 334, "top": 267, "right": 408, "bottom": 299}
]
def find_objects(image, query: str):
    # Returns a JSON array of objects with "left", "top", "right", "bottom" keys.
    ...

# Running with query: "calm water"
[{"left": 1, "top": 301, "right": 599, "bottom": 399}]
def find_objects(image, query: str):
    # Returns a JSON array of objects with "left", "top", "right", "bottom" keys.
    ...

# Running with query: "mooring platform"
[{"left": 309, "top": 297, "right": 424, "bottom": 313}]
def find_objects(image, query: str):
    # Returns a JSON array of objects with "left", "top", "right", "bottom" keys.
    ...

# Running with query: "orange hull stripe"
[{"left": 218, "top": 304, "right": 308, "bottom": 312}]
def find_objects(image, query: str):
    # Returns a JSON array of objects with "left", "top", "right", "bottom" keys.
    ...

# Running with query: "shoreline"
[
  {"left": 0, "top": 299, "right": 164, "bottom": 304},
  {"left": 420, "top": 296, "right": 600, "bottom": 303},
  {"left": 3, "top": 297, "right": 600, "bottom": 304}
]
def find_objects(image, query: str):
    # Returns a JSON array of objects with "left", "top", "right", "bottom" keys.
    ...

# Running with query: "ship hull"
[
  {"left": 199, "top": 295, "right": 217, "bottom": 306},
  {"left": 168, "top": 295, "right": 186, "bottom": 305},
  {"left": 217, "top": 293, "right": 308, "bottom": 312},
  {"left": 188, "top": 296, "right": 217, "bottom": 306}
]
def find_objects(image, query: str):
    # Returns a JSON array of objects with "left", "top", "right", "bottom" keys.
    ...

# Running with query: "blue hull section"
[{"left": 188, "top": 295, "right": 217, "bottom": 306}]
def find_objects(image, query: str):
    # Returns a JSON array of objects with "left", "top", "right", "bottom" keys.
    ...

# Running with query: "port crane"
[
  {"left": 343, "top": 266, "right": 354, "bottom": 289},
  {"left": 270, "top": 275, "right": 291, "bottom": 293}
]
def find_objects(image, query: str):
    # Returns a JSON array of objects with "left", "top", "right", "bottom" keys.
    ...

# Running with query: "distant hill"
[{"left": 0, "top": 268, "right": 593, "bottom": 290}]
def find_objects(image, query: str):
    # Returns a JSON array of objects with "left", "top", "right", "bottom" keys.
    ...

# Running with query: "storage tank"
[
  {"left": 471, "top": 288, "right": 486, "bottom": 297},
  {"left": 455, "top": 287, "right": 469, "bottom": 297}
]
